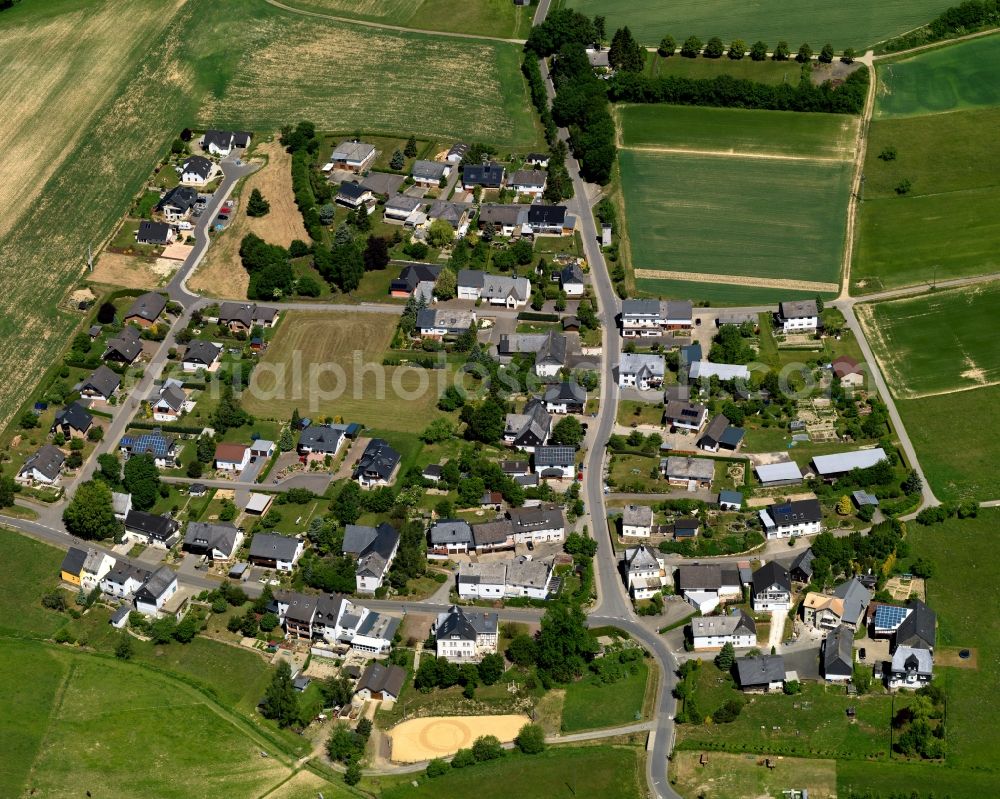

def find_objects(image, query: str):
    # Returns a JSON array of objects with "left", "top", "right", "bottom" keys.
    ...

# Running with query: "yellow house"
[{"left": 60, "top": 547, "right": 87, "bottom": 586}]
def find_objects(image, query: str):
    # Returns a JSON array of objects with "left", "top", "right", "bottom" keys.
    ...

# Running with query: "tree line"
[{"left": 881, "top": 0, "right": 1000, "bottom": 52}]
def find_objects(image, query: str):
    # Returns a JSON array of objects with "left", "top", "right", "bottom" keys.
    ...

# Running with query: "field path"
[
  {"left": 264, "top": 0, "right": 526, "bottom": 43},
  {"left": 871, "top": 26, "right": 1000, "bottom": 60},
  {"left": 633, "top": 269, "right": 839, "bottom": 292},
  {"left": 617, "top": 143, "right": 848, "bottom": 164}
]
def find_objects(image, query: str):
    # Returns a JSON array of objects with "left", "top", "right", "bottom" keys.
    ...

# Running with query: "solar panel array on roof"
[
  {"left": 874, "top": 604, "right": 909, "bottom": 630},
  {"left": 122, "top": 432, "right": 173, "bottom": 457}
]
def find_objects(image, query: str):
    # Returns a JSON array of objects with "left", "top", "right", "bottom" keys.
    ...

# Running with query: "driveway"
[{"left": 767, "top": 608, "right": 788, "bottom": 653}]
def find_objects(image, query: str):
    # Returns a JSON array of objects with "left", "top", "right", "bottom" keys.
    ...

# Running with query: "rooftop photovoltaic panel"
[
  {"left": 874, "top": 604, "right": 909, "bottom": 630},
  {"left": 122, "top": 433, "right": 172, "bottom": 457}
]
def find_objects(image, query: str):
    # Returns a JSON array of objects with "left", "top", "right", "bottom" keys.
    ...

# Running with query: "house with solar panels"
[{"left": 119, "top": 429, "right": 178, "bottom": 468}]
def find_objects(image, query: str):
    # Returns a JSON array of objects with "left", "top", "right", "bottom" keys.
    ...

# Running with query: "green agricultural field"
[
  {"left": 278, "top": 0, "right": 533, "bottom": 39},
  {"left": 632, "top": 278, "right": 826, "bottom": 306},
  {"left": 244, "top": 311, "right": 453, "bottom": 433},
  {"left": 619, "top": 149, "right": 851, "bottom": 288},
  {"left": 0, "top": 0, "right": 539, "bottom": 434},
  {"left": 875, "top": 33, "right": 1000, "bottom": 118},
  {"left": 10, "top": 643, "right": 295, "bottom": 799},
  {"left": 896, "top": 386, "right": 1000, "bottom": 502},
  {"left": 618, "top": 104, "right": 858, "bottom": 159},
  {"left": 561, "top": 661, "right": 650, "bottom": 732},
  {"left": 645, "top": 53, "right": 809, "bottom": 85},
  {"left": 374, "top": 746, "right": 645, "bottom": 799},
  {"left": 0, "top": 529, "right": 67, "bottom": 638},
  {"left": 838, "top": 761, "right": 1000, "bottom": 799},
  {"left": 852, "top": 107, "right": 1000, "bottom": 292},
  {"left": 857, "top": 283, "right": 1000, "bottom": 398},
  {"left": 565, "top": 0, "right": 952, "bottom": 49}
]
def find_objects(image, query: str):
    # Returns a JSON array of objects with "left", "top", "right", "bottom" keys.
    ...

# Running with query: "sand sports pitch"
[{"left": 387, "top": 714, "right": 530, "bottom": 763}]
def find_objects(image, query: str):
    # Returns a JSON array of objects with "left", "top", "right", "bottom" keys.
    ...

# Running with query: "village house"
[
  {"left": 623, "top": 545, "right": 669, "bottom": 599},
  {"left": 718, "top": 489, "right": 743, "bottom": 512},
  {"left": 136, "top": 220, "right": 175, "bottom": 246},
  {"left": 426, "top": 201, "right": 470, "bottom": 234},
  {"left": 331, "top": 140, "right": 376, "bottom": 173},
  {"left": 342, "top": 522, "right": 401, "bottom": 594},
  {"left": 119, "top": 429, "right": 177, "bottom": 468},
  {"left": 123, "top": 291, "right": 167, "bottom": 328},
  {"left": 478, "top": 203, "right": 527, "bottom": 237},
  {"left": 156, "top": 186, "right": 199, "bottom": 222},
  {"left": 822, "top": 625, "right": 855, "bottom": 682},
  {"left": 698, "top": 414, "right": 745, "bottom": 452},
  {"left": 353, "top": 438, "right": 401, "bottom": 489},
  {"left": 153, "top": 380, "right": 188, "bottom": 422},
  {"left": 620, "top": 299, "right": 664, "bottom": 337},
  {"left": 735, "top": 654, "right": 786, "bottom": 692},
  {"left": 112, "top": 491, "right": 132, "bottom": 521},
  {"left": 534, "top": 330, "right": 567, "bottom": 377},
  {"left": 776, "top": 299, "right": 819, "bottom": 334},
  {"left": 415, "top": 308, "right": 476, "bottom": 339},
  {"left": 182, "top": 521, "right": 243, "bottom": 561},
  {"left": 471, "top": 519, "right": 516, "bottom": 553},
  {"left": 509, "top": 168, "right": 546, "bottom": 197},
  {"left": 134, "top": 565, "right": 179, "bottom": 617},
  {"left": 446, "top": 142, "right": 469, "bottom": 163},
  {"left": 462, "top": 161, "right": 505, "bottom": 190},
  {"left": 559, "top": 262, "right": 585, "bottom": 297},
  {"left": 527, "top": 204, "right": 574, "bottom": 235},
  {"left": 297, "top": 424, "right": 346, "bottom": 462},
  {"left": 335, "top": 181, "right": 377, "bottom": 213},
  {"left": 504, "top": 398, "right": 552, "bottom": 452},
  {"left": 789, "top": 548, "right": 816, "bottom": 583},
  {"left": 202, "top": 129, "right": 251, "bottom": 156},
  {"left": 103, "top": 326, "right": 143, "bottom": 365},
  {"left": 428, "top": 519, "right": 474, "bottom": 556},
  {"left": 384, "top": 194, "right": 424, "bottom": 225},
  {"left": 533, "top": 445, "right": 576, "bottom": 480},
  {"left": 618, "top": 353, "right": 665, "bottom": 390},
  {"left": 676, "top": 563, "right": 742, "bottom": 614},
  {"left": 457, "top": 270, "right": 531, "bottom": 308},
  {"left": 434, "top": 605, "right": 499, "bottom": 662},
  {"left": 662, "top": 455, "right": 715, "bottom": 488},
  {"left": 751, "top": 561, "right": 792, "bottom": 612},
  {"left": 389, "top": 262, "right": 440, "bottom": 297},
  {"left": 758, "top": 498, "right": 822, "bottom": 540},
  {"left": 214, "top": 442, "right": 251, "bottom": 473},
  {"left": 354, "top": 661, "right": 406, "bottom": 704},
  {"left": 691, "top": 608, "right": 757, "bottom": 651},
  {"left": 893, "top": 599, "right": 936, "bottom": 652},
  {"left": 663, "top": 400, "right": 708, "bottom": 433},
  {"left": 182, "top": 340, "right": 222, "bottom": 372},
  {"left": 621, "top": 504, "right": 653, "bottom": 538},
  {"left": 101, "top": 563, "right": 150, "bottom": 600},
  {"left": 888, "top": 646, "right": 934, "bottom": 689},
  {"left": 275, "top": 591, "right": 398, "bottom": 653},
  {"left": 16, "top": 444, "right": 66, "bottom": 486},
  {"left": 79, "top": 365, "right": 121, "bottom": 402},
  {"left": 248, "top": 534, "right": 304, "bottom": 571},
  {"left": 61, "top": 547, "right": 116, "bottom": 590},
  {"left": 507, "top": 504, "right": 566, "bottom": 543},
  {"left": 505, "top": 555, "right": 553, "bottom": 599},
  {"left": 411, "top": 159, "right": 450, "bottom": 187},
  {"left": 832, "top": 355, "right": 866, "bottom": 389},
  {"left": 51, "top": 402, "right": 93, "bottom": 439},
  {"left": 457, "top": 561, "right": 506, "bottom": 600},
  {"left": 217, "top": 302, "right": 278, "bottom": 333},
  {"left": 124, "top": 510, "right": 180, "bottom": 549},
  {"left": 543, "top": 381, "right": 586, "bottom": 414},
  {"left": 180, "top": 155, "right": 217, "bottom": 186}
]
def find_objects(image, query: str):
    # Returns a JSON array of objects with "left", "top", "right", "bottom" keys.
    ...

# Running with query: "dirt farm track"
[{"left": 387, "top": 714, "right": 530, "bottom": 763}]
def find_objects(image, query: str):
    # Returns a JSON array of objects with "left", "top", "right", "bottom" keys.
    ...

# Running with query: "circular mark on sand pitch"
[
  {"left": 417, "top": 718, "right": 474, "bottom": 753},
  {"left": 959, "top": 649, "right": 971, "bottom": 659}
]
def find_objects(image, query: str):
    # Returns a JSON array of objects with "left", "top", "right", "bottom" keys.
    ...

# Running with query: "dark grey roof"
[
  {"left": 536, "top": 330, "right": 567, "bottom": 366},
  {"left": 790, "top": 548, "right": 816, "bottom": 580},
  {"left": 20, "top": 444, "right": 66, "bottom": 481},
  {"left": 249, "top": 534, "right": 301, "bottom": 562},
  {"left": 183, "top": 521, "right": 239, "bottom": 556},
  {"left": 353, "top": 439, "right": 401, "bottom": 482},
  {"left": 779, "top": 299, "right": 819, "bottom": 319},
  {"left": 895, "top": 599, "right": 936, "bottom": 650},
  {"left": 182, "top": 155, "right": 214, "bottom": 180},
  {"left": 125, "top": 510, "right": 179, "bottom": 542},
  {"left": 412, "top": 160, "right": 447, "bottom": 181},
  {"left": 527, "top": 204, "right": 566, "bottom": 227},
  {"left": 54, "top": 402, "right": 93, "bottom": 433},
  {"left": 472, "top": 519, "right": 514, "bottom": 547},
  {"left": 676, "top": 563, "right": 739, "bottom": 591},
  {"left": 510, "top": 168, "right": 546, "bottom": 187},
  {"left": 203, "top": 130, "right": 234, "bottom": 151},
  {"left": 621, "top": 298, "right": 661, "bottom": 318},
  {"left": 427, "top": 201, "right": 467, "bottom": 228},
  {"left": 736, "top": 654, "right": 785, "bottom": 686},
  {"left": 534, "top": 445, "right": 575, "bottom": 468},
  {"left": 343, "top": 522, "right": 398, "bottom": 561},
  {"left": 124, "top": 292, "right": 167, "bottom": 323},
  {"left": 823, "top": 625, "right": 854, "bottom": 677},
  {"left": 504, "top": 398, "right": 551, "bottom": 446},
  {"left": 104, "top": 325, "right": 143, "bottom": 363},
  {"left": 560, "top": 263, "right": 585, "bottom": 286},
  {"left": 61, "top": 547, "right": 87, "bottom": 576},
  {"left": 752, "top": 561, "right": 791, "bottom": 595},
  {"left": 357, "top": 661, "right": 406, "bottom": 697},
  {"left": 501, "top": 460, "right": 530, "bottom": 475},
  {"left": 103, "top": 563, "right": 150, "bottom": 587},
  {"left": 717, "top": 489, "right": 743, "bottom": 508},
  {"left": 833, "top": 577, "right": 872, "bottom": 625},
  {"left": 337, "top": 181, "right": 368, "bottom": 201},
  {"left": 769, "top": 498, "right": 822, "bottom": 526},
  {"left": 436, "top": 605, "right": 498, "bottom": 640},
  {"left": 232, "top": 131, "right": 252, "bottom": 148},
  {"left": 463, "top": 161, "right": 505, "bottom": 187},
  {"left": 392, "top": 262, "right": 441, "bottom": 292},
  {"left": 137, "top": 220, "right": 172, "bottom": 244},
  {"left": 507, "top": 503, "right": 565, "bottom": 533},
  {"left": 156, "top": 186, "right": 198, "bottom": 214},
  {"left": 183, "top": 339, "right": 221, "bottom": 365},
  {"left": 448, "top": 142, "right": 469, "bottom": 158},
  {"left": 478, "top": 204, "right": 526, "bottom": 227},
  {"left": 157, "top": 383, "right": 186, "bottom": 412},
  {"left": 297, "top": 424, "right": 345, "bottom": 454},
  {"left": 543, "top": 381, "right": 586, "bottom": 405},
  {"left": 663, "top": 400, "right": 707, "bottom": 425},
  {"left": 429, "top": 519, "right": 473, "bottom": 546},
  {"left": 136, "top": 565, "right": 177, "bottom": 603}
]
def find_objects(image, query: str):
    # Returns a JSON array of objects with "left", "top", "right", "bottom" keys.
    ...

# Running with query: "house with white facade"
[
  {"left": 621, "top": 504, "right": 653, "bottom": 538},
  {"left": 248, "top": 534, "right": 304, "bottom": 571},
  {"left": 457, "top": 270, "right": 531, "bottom": 308},
  {"left": 620, "top": 299, "right": 664, "bottom": 337},
  {"left": 888, "top": 646, "right": 934, "bottom": 689},
  {"left": 506, "top": 504, "right": 565, "bottom": 544},
  {"left": 182, "top": 340, "right": 222, "bottom": 373},
  {"left": 618, "top": 353, "right": 665, "bottom": 390},
  {"left": 342, "top": 522, "right": 401, "bottom": 594},
  {"left": 676, "top": 563, "right": 742, "bottom": 614},
  {"left": 434, "top": 605, "right": 499, "bottom": 662},
  {"left": 543, "top": 381, "right": 586, "bottom": 414},
  {"left": 16, "top": 444, "right": 65, "bottom": 486},
  {"left": 776, "top": 300, "right": 819, "bottom": 334},
  {"left": 214, "top": 442, "right": 251, "bottom": 473},
  {"left": 759, "top": 498, "right": 822, "bottom": 540},
  {"left": 134, "top": 566, "right": 179, "bottom": 617},
  {"left": 623, "top": 545, "right": 668, "bottom": 599},
  {"left": 533, "top": 445, "right": 576, "bottom": 480},
  {"left": 690, "top": 608, "right": 757, "bottom": 651},
  {"left": 509, "top": 168, "right": 546, "bottom": 197},
  {"left": 751, "top": 561, "right": 792, "bottom": 612},
  {"left": 100, "top": 563, "right": 150, "bottom": 600},
  {"left": 457, "top": 561, "right": 507, "bottom": 600},
  {"left": 182, "top": 522, "right": 243, "bottom": 561}
]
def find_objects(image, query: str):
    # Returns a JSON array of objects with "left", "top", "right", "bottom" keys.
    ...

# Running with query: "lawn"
[
  {"left": 672, "top": 751, "right": 837, "bottom": 799},
  {"left": 565, "top": 0, "right": 953, "bottom": 49},
  {"left": 618, "top": 399, "right": 666, "bottom": 427},
  {"left": 561, "top": 661, "right": 650, "bottom": 732},
  {"left": 875, "top": 33, "right": 1000, "bottom": 118},
  {"left": 618, "top": 104, "right": 859, "bottom": 159},
  {"left": 644, "top": 53, "right": 808, "bottom": 85},
  {"left": 275, "top": 0, "right": 532, "bottom": 39},
  {"left": 12, "top": 643, "right": 295, "bottom": 799},
  {"left": 851, "top": 107, "right": 1000, "bottom": 292},
  {"left": 895, "top": 386, "right": 1000, "bottom": 502},
  {"left": 619, "top": 149, "right": 851, "bottom": 291},
  {"left": 0, "top": 529, "right": 67, "bottom": 639},
  {"left": 243, "top": 311, "right": 452, "bottom": 433},
  {"left": 373, "top": 746, "right": 645, "bottom": 799},
  {"left": 837, "top": 760, "right": 1000, "bottom": 799},
  {"left": 856, "top": 283, "right": 1000, "bottom": 398}
]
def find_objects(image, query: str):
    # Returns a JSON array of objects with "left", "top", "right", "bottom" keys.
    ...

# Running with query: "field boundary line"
[
  {"left": 841, "top": 57, "right": 877, "bottom": 299},
  {"left": 618, "top": 143, "right": 849, "bottom": 164},
  {"left": 872, "top": 26, "right": 1000, "bottom": 61},
  {"left": 264, "top": 0, "right": 527, "bottom": 44},
  {"left": 634, "top": 269, "right": 839, "bottom": 292},
  {"left": 21, "top": 657, "right": 76, "bottom": 793}
]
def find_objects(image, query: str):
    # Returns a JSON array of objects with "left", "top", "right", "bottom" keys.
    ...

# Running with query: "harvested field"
[
  {"left": 90, "top": 253, "right": 172, "bottom": 290},
  {"left": 190, "top": 137, "right": 306, "bottom": 299},
  {"left": 387, "top": 714, "right": 530, "bottom": 762},
  {"left": 633, "top": 269, "right": 837, "bottom": 293},
  {"left": 243, "top": 311, "right": 453, "bottom": 432}
]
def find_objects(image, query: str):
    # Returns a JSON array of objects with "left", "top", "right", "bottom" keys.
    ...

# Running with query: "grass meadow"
[
  {"left": 277, "top": 0, "right": 533, "bottom": 39},
  {"left": 560, "top": 661, "right": 651, "bottom": 732},
  {"left": 0, "top": 0, "right": 539, "bottom": 434},
  {"left": 643, "top": 53, "right": 807, "bottom": 85},
  {"left": 244, "top": 311, "right": 453, "bottom": 433},
  {"left": 618, "top": 105, "right": 859, "bottom": 158},
  {"left": 852, "top": 106, "right": 1000, "bottom": 292},
  {"left": 632, "top": 278, "right": 825, "bottom": 306},
  {"left": 857, "top": 283, "right": 1000, "bottom": 398},
  {"left": 672, "top": 752, "right": 837, "bottom": 799},
  {"left": 618, "top": 149, "right": 851, "bottom": 286},
  {"left": 875, "top": 33, "right": 1000, "bottom": 118},
  {"left": 372, "top": 746, "right": 645, "bottom": 799},
  {"left": 564, "top": 0, "right": 952, "bottom": 49}
]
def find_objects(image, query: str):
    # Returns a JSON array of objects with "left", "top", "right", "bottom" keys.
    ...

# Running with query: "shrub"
[{"left": 426, "top": 758, "right": 450, "bottom": 777}]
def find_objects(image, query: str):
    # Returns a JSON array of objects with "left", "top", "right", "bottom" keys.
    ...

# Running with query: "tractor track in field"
[
  {"left": 633, "top": 269, "right": 839, "bottom": 292},
  {"left": 616, "top": 143, "right": 849, "bottom": 164}
]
